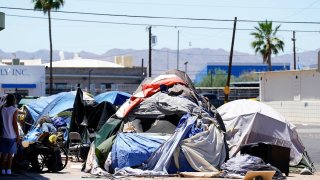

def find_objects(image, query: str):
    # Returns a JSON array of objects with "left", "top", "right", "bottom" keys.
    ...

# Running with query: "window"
[
  {"left": 100, "top": 83, "right": 111, "bottom": 91},
  {"left": 55, "top": 83, "right": 68, "bottom": 90}
]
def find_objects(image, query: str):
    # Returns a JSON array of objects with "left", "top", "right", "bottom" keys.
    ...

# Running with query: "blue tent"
[
  {"left": 26, "top": 91, "right": 93, "bottom": 127},
  {"left": 94, "top": 91, "right": 131, "bottom": 106},
  {"left": 111, "top": 133, "right": 166, "bottom": 169}
]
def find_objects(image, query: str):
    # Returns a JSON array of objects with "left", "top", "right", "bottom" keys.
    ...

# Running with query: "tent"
[
  {"left": 94, "top": 91, "right": 131, "bottom": 106},
  {"left": 18, "top": 97, "right": 38, "bottom": 107},
  {"left": 217, "top": 99, "right": 309, "bottom": 167},
  {"left": 70, "top": 89, "right": 126, "bottom": 134},
  {"left": 84, "top": 70, "right": 228, "bottom": 175},
  {"left": 25, "top": 91, "right": 93, "bottom": 131}
]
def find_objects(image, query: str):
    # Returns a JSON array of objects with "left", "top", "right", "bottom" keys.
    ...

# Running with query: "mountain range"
[{"left": 1, "top": 48, "right": 319, "bottom": 79}]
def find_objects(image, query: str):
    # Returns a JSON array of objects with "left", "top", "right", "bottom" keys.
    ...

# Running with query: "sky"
[{"left": 0, "top": 0, "right": 320, "bottom": 55}]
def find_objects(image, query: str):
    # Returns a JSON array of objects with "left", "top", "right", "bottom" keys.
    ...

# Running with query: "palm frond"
[
  {"left": 250, "top": 20, "right": 285, "bottom": 69},
  {"left": 52, "top": 0, "right": 65, "bottom": 10},
  {"left": 250, "top": 32, "right": 264, "bottom": 39},
  {"left": 254, "top": 26, "right": 264, "bottom": 36},
  {"left": 273, "top": 25, "right": 281, "bottom": 36},
  {"left": 32, "top": 0, "right": 64, "bottom": 12}
]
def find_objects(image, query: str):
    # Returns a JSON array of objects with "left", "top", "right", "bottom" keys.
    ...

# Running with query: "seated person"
[{"left": 38, "top": 116, "right": 57, "bottom": 133}]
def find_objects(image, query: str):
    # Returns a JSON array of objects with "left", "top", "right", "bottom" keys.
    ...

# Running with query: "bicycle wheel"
[
  {"left": 60, "top": 147, "right": 69, "bottom": 171},
  {"left": 30, "top": 147, "right": 57, "bottom": 172}
]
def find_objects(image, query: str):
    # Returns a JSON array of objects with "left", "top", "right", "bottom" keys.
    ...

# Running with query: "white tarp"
[
  {"left": 217, "top": 99, "right": 305, "bottom": 166},
  {"left": 179, "top": 124, "right": 226, "bottom": 172}
]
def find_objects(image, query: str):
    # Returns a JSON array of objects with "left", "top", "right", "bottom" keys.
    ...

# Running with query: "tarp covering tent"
[
  {"left": 70, "top": 88, "right": 119, "bottom": 134},
  {"left": 94, "top": 91, "right": 131, "bottom": 105},
  {"left": 86, "top": 101, "right": 117, "bottom": 132},
  {"left": 25, "top": 91, "right": 93, "bottom": 131},
  {"left": 111, "top": 133, "right": 167, "bottom": 169},
  {"left": 84, "top": 70, "right": 228, "bottom": 175},
  {"left": 70, "top": 88, "right": 89, "bottom": 133},
  {"left": 18, "top": 98, "right": 38, "bottom": 107},
  {"left": 217, "top": 99, "right": 306, "bottom": 166}
]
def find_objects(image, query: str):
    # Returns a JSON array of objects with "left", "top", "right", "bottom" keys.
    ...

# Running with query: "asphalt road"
[{"left": 295, "top": 123, "right": 320, "bottom": 171}]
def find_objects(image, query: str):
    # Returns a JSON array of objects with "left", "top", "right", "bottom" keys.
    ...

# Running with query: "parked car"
[{"left": 201, "top": 93, "right": 224, "bottom": 108}]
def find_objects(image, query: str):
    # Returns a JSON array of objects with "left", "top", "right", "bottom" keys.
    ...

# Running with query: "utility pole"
[
  {"left": 0, "top": 12, "right": 5, "bottom": 31},
  {"left": 184, "top": 61, "right": 188, "bottom": 74},
  {"left": 210, "top": 71, "right": 213, "bottom": 87},
  {"left": 177, "top": 30, "right": 180, "bottom": 70},
  {"left": 292, "top": 31, "right": 296, "bottom": 70},
  {"left": 148, "top": 26, "right": 152, "bottom": 77},
  {"left": 88, "top": 69, "right": 93, "bottom": 93},
  {"left": 141, "top": 58, "right": 144, "bottom": 81},
  {"left": 224, "top": 17, "right": 237, "bottom": 103},
  {"left": 166, "top": 49, "right": 169, "bottom": 70}
]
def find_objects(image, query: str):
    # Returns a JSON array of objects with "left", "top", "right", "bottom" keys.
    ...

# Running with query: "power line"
[
  {"left": 5, "top": 14, "right": 320, "bottom": 33},
  {"left": 152, "top": 49, "right": 255, "bottom": 57},
  {"left": 1, "top": 6, "right": 233, "bottom": 22},
  {"left": 74, "top": 0, "right": 320, "bottom": 10},
  {"left": 2, "top": 6, "right": 320, "bottom": 25},
  {"left": 281, "top": 0, "right": 320, "bottom": 20},
  {"left": 6, "top": 14, "right": 231, "bottom": 30}
]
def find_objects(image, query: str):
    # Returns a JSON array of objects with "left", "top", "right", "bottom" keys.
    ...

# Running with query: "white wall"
[
  {"left": 260, "top": 69, "right": 320, "bottom": 101},
  {"left": 260, "top": 69, "right": 320, "bottom": 124},
  {"left": 264, "top": 101, "right": 320, "bottom": 124},
  {"left": 0, "top": 65, "right": 46, "bottom": 96}
]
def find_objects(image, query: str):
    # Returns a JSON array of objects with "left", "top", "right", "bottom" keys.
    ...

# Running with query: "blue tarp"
[
  {"left": 94, "top": 91, "right": 131, "bottom": 106},
  {"left": 25, "top": 91, "right": 78, "bottom": 126},
  {"left": 111, "top": 133, "right": 166, "bottom": 169},
  {"left": 143, "top": 113, "right": 197, "bottom": 173},
  {"left": 23, "top": 127, "right": 42, "bottom": 142}
]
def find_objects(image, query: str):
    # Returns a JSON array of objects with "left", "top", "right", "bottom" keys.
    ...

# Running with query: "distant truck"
[{"left": 201, "top": 93, "right": 224, "bottom": 108}]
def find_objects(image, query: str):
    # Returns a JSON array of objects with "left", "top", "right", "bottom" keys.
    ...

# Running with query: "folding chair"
[{"left": 68, "top": 132, "right": 82, "bottom": 161}]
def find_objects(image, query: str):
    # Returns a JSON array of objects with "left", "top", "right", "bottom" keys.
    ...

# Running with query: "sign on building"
[{"left": 0, "top": 65, "right": 46, "bottom": 96}]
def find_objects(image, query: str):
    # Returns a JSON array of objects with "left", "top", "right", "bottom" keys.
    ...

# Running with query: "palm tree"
[
  {"left": 250, "top": 20, "right": 284, "bottom": 71},
  {"left": 33, "top": 0, "right": 65, "bottom": 95}
]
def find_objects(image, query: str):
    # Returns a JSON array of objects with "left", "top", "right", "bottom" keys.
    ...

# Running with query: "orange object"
[{"left": 123, "top": 77, "right": 186, "bottom": 117}]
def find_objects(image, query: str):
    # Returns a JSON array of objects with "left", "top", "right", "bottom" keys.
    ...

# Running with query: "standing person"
[{"left": 0, "top": 94, "right": 19, "bottom": 175}]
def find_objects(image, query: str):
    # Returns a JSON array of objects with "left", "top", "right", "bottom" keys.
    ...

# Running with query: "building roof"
[
  {"left": 1, "top": 59, "right": 42, "bottom": 65},
  {"left": 43, "top": 58, "right": 124, "bottom": 68}
]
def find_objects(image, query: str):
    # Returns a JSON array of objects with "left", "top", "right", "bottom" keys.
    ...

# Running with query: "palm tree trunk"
[
  {"left": 48, "top": 10, "right": 53, "bottom": 95},
  {"left": 268, "top": 53, "right": 272, "bottom": 71}
]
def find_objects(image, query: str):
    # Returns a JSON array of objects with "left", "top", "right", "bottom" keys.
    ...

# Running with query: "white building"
[
  {"left": 0, "top": 55, "right": 145, "bottom": 97},
  {"left": 0, "top": 65, "right": 46, "bottom": 97},
  {"left": 259, "top": 54, "right": 320, "bottom": 124}
]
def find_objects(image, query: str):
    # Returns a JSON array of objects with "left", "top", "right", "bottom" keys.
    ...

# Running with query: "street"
[{"left": 295, "top": 123, "right": 320, "bottom": 171}]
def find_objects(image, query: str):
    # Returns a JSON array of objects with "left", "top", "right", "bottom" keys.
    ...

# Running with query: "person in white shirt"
[{"left": 0, "top": 94, "right": 19, "bottom": 175}]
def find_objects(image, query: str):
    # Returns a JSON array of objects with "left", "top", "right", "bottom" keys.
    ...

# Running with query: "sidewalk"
[{"left": 0, "top": 160, "right": 319, "bottom": 180}]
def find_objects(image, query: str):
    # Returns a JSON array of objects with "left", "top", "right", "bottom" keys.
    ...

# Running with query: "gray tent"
[{"left": 217, "top": 99, "right": 311, "bottom": 168}]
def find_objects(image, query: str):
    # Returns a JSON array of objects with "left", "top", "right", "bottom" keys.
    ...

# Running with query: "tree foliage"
[
  {"left": 196, "top": 69, "right": 259, "bottom": 87},
  {"left": 33, "top": 0, "right": 64, "bottom": 13},
  {"left": 250, "top": 20, "right": 284, "bottom": 71},
  {"left": 196, "top": 69, "right": 235, "bottom": 87},
  {"left": 236, "top": 71, "right": 259, "bottom": 82}
]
